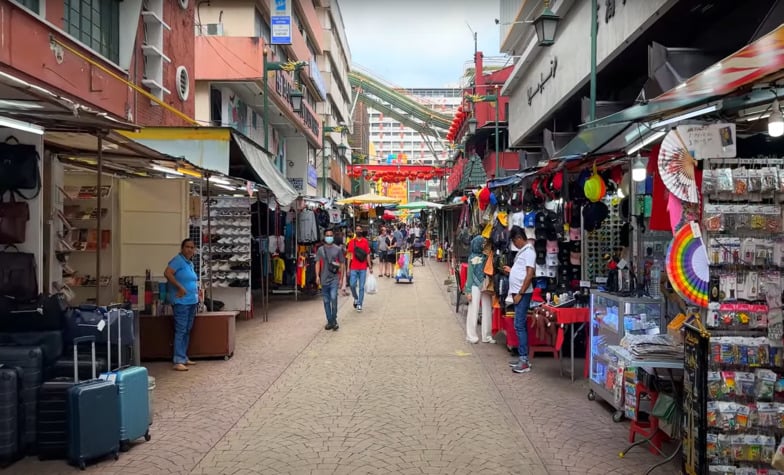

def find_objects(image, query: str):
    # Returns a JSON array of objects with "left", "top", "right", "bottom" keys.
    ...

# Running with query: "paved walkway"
[{"left": 10, "top": 260, "right": 679, "bottom": 474}]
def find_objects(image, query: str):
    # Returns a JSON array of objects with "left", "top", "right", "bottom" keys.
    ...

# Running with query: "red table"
[{"left": 492, "top": 304, "right": 590, "bottom": 381}]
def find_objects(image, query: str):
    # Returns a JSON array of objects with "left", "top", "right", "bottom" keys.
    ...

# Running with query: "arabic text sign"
[
  {"left": 676, "top": 123, "right": 736, "bottom": 159},
  {"left": 527, "top": 57, "right": 558, "bottom": 106}
]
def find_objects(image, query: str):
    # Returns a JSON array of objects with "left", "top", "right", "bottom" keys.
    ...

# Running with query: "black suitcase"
[
  {"left": 48, "top": 355, "right": 108, "bottom": 381},
  {"left": 0, "top": 293, "right": 67, "bottom": 333},
  {"left": 0, "top": 330, "right": 63, "bottom": 366},
  {"left": 0, "top": 346, "right": 42, "bottom": 453},
  {"left": 36, "top": 377, "right": 72, "bottom": 460},
  {"left": 0, "top": 365, "right": 22, "bottom": 467}
]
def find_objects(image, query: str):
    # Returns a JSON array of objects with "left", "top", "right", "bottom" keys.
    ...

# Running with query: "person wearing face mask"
[
  {"left": 346, "top": 225, "right": 372, "bottom": 312},
  {"left": 316, "top": 229, "right": 345, "bottom": 331}
]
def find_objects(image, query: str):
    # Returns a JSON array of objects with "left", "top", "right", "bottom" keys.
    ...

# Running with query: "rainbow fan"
[{"left": 666, "top": 221, "right": 709, "bottom": 308}]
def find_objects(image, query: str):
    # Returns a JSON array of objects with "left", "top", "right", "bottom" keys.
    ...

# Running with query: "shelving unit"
[{"left": 58, "top": 175, "right": 117, "bottom": 305}]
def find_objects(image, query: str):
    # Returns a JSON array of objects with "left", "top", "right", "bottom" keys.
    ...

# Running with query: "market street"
[{"left": 10, "top": 261, "right": 676, "bottom": 474}]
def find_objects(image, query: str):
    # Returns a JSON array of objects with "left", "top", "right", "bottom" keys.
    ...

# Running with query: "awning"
[
  {"left": 0, "top": 70, "right": 135, "bottom": 131},
  {"left": 552, "top": 122, "right": 634, "bottom": 160},
  {"left": 587, "top": 24, "right": 784, "bottom": 128},
  {"left": 487, "top": 168, "right": 540, "bottom": 189},
  {"left": 117, "top": 127, "right": 299, "bottom": 206},
  {"left": 232, "top": 134, "right": 298, "bottom": 207}
]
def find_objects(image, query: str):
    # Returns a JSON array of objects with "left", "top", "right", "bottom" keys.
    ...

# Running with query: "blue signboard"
[
  {"left": 271, "top": 16, "right": 291, "bottom": 45},
  {"left": 309, "top": 57, "right": 328, "bottom": 100},
  {"left": 307, "top": 165, "right": 318, "bottom": 188}
]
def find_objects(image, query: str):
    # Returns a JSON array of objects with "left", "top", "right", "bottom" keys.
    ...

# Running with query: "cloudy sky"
[{"left": 339, "top": 0, "right": 502, "bottom": 87}]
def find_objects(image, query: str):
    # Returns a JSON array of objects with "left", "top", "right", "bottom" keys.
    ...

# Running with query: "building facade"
[{"left": 0, "top": 0, "right": 196, "bottom": 126}]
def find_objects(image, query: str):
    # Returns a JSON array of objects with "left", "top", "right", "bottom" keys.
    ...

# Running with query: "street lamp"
[
  {"left": 262, "top": 51, "right": 307, "bottom": 150},
  {"left": 466, "top": 92, "right": 501, "bottom": 178},
  {"left": 494, "top": 0, "right": 560, "bottom": 47},
  {"left": 321, "top": 123, "right": 347, "bottom": 196},
  {"left": 289, "top": 90, "right": 303, "bottom": 113}
]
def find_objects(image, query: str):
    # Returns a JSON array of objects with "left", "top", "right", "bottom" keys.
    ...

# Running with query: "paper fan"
[
  {"left": 666, "top": 221, "right": 709, "bottom": 308},
  {"left": 658, "top": 130, "right": 699, "bottom": 203}
]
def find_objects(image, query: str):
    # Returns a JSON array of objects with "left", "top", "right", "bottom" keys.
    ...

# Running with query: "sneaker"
[
  {"left": 512, "top": 361, "right": 531, "bottom": 374},
  {"left": 466, "top": 337, "right": 479, "bottom": 344},
  {"left": 509, "top": 359, "right": 522, "bottom": 367},
  {"left": 356, "top": 305, "right": 362, "bottom": 312},
  {"left": 325, "top": 323, "right": 335, "bottom": 330},
  {"left": 482, "top": 337, "right": 496, "bottom": 344},
  {"left": 332, "top": 324, "right": 339, "bottom": 331},
  {"left": 353, "top": 300, "right": 358, "bottom": 309}
]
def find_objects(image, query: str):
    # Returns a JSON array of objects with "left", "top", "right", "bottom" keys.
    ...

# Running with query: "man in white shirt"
[{"left": 502, "top": 226, "right": 536, "bottom": 374}]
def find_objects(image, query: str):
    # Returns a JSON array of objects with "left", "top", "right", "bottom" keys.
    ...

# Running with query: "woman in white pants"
[{"left": 463, "top": 235, "right": 495, "bottom": 344}]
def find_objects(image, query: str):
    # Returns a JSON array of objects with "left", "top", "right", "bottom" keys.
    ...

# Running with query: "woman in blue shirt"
[{"left": 164, "top": 239, "right": 200, "bottom": 371}]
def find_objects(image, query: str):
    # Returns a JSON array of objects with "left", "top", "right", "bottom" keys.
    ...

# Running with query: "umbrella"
[
  {"left": 395, "top": 200, "right": 444, "bottom": 210},
  {"left": 337, "top": 193, "right": 401, "bottom": 206}
]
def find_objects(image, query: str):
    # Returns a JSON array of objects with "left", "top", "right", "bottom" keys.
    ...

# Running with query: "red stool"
[{"left": 628, "top": 382, "right": 669, "bottom": 456}]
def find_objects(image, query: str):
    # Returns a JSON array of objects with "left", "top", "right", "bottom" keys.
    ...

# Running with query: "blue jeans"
[
  {"left": 349, "top": 269, "right": 367, "bottom": 306},
  {"left": 173, "top": 303, "right": 198, "bottom": 364},
  {"left": 321, "top": 280, "right": 339, "bottom": 326},
  {"left": 514, "top": 293, "right": 533, "bottom": 362}
]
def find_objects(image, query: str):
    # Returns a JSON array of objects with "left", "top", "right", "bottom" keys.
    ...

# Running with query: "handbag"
[
  {"left": 0, "top": 193, "right": 29, "bottom": 244},
  {"left": 0, "top": 245, "right": 38, "bottom": 300},
  {"left": 0, "top": 136, "right": 41, "bottom": 199}
]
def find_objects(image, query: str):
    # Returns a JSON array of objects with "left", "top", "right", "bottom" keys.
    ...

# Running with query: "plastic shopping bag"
[{"left": 365, "top": 273, "right": 378, "bottom": 294}]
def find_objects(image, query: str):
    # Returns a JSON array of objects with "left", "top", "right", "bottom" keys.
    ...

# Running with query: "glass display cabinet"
[{"left": 587, "top": 290, "right": 664, "bottom": 422}]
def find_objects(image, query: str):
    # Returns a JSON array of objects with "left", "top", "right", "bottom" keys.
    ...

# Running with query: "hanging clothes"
[
  {"left": 272, "top": 256, "right": 285, "bottom": 285},
  {"left": 328, "top": 208, "right": 341, "bottom": 224},
  {"left": 298, "top": 209, "right": 319, "bottom": 243},
  {"left": 296, "top": 254, "right": 307, "bottom": 287}
]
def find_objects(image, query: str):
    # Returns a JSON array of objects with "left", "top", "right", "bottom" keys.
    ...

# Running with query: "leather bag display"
[
  {"left": 0, "top": 193, "right": 29, "bottom": 244},
  {"left": 0, "top": 136, "right": 41, "bottom": 199},
  {"left": 0, "top": 245, "right": 38, "bottom": 300}
]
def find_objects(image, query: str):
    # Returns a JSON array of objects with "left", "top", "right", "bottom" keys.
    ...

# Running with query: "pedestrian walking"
[
  {"left": 316, "top": 229, "right": 345, "bottom": 331},
  {"left": 346, "top": 224, "right": 372, "bottom": 312},
  {"left": 502, "top": 226, "right": 536, "bottom": 374}
]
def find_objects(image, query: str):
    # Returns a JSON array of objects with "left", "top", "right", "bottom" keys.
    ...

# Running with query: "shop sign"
[
  {"left": 681, "top": 325, "right": 708, "bottom": 475},
  {"left": 270, "top": 0, "right": 291, "bottom": 45},
  {"left": 288, "top": 178, "right": 304, "bottom": 192},
  {"left": 526, "top": 57, "right": 558, "bottom": 106},
  {"left": 676, "top": 123, "right": 736, "bottom": 159},
  {"left": 309, "top": 57, "right": 328, "bottom": 100},
  {"left": 307, "top": 165, "right": 318, "bottom": 187}
]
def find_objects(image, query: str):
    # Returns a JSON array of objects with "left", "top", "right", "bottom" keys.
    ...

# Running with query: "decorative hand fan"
[
  {"left": 666, "top": 221, "right": 709, "bottom": 308},
  {"left": 658, "top": 130, "right": 700, "bottom": 203}
]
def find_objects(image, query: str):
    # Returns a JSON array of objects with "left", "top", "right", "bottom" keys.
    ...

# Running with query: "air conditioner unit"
[{"left": 197, "top": 23, "right": 224, "bottom": 36}]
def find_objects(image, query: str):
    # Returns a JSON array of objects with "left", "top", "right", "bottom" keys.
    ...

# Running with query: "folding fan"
[{"left": 658, "top": 130, "right": 700, "bottom": 203}]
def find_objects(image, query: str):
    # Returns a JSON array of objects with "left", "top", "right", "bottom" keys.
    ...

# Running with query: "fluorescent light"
[
  {"left": 650, "top": 103, "right": 720, "bottom": 129},
  {"left": 208, "top": 176, "right": 231, "bottom": 185},
  {"left": 769, "top": 100, "right": 784, "bottom": 138},
  {"left": 0, "top": 115, "right": 44, "bottom": 135},
  {"left": 627, "top": 130, "right": 666, "bottom": 155},
  {"left": 0, "top": 100, "right": 44, "bottom": 110},
  {"left": 213, "top": 183, "right": 236, "bottom": 191},
  {"left": 150, "top": 164, "right": 183, "bottom": 176}
]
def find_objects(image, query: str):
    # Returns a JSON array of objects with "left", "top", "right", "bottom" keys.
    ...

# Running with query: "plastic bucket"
[{"left": 148, "top": 376, "right": 156, "bottom": 426}]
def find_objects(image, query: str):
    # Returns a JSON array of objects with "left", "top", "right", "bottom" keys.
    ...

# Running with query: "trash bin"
[{"left": 148, "top": 375, "right": 156, "bottom": 426}]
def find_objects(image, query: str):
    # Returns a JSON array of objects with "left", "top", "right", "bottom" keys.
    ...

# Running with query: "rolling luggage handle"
[{"left": 72, "top": 336, "right": 97, "bottom": 382}]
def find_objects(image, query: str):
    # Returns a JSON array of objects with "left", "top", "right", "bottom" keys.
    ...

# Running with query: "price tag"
[
  {"left": 580, "top": 280, "right": 591, "bottom": 288},
  {"left": 96, "top": 319, "right": 106, "bottom": 332}
]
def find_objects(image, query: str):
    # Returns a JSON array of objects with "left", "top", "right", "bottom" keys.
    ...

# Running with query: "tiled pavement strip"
[{"left": 9, "top": 260, "right": 680, "bottom": 475}]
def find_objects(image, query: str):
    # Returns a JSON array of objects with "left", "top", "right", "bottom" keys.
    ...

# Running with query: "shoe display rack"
[{"left": 201, "top": 196, "right": 252, "bottom": 317}]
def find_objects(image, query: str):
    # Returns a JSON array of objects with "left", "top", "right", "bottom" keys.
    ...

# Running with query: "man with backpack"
[{"left": 346, "top": 225, "right": 372, "bottom": 312}]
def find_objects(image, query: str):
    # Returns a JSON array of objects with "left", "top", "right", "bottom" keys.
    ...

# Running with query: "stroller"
[{"left": 394, "top": 251, "right": 414, "bottom": 283}]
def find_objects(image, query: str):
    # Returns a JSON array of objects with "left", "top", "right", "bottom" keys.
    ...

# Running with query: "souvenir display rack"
[
  {"left": 696, "top": 157, "right": 784, "bottom": 473},
  {"left": 582, "top": 197, "right": 624, "bottom": 283}
]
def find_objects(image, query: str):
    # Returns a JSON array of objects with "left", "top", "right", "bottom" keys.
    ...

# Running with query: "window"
[
  {"left": 64, "top": 0, "right": 120, "bottom": 63},
  {"left": 16, "top": 0, "right": 39, "bottom": 12}
]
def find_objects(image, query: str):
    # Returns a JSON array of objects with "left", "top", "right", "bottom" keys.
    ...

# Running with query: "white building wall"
[{"left": 502, "top": 0, "right": 677, "bottom": 146}]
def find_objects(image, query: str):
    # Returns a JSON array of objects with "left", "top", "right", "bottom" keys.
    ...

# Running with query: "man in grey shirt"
[{"left": 316, "top": 228, "right": 345, "bottom": 331}]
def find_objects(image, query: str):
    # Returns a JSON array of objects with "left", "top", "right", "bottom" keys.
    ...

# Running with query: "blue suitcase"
[
  {"left": 66, "top": 336, "right": 120, "bottom": 470},
  {"left": 101, "top": 308, "right": 149, "bottom": 451}
]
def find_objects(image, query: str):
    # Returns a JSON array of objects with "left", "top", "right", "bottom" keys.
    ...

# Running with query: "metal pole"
[
  {"left": 494, "top": 93, "right": 500, "bottom": 178},
  {"left": 589, "top": 0, "right": 598, "bottom": 122},
  {"left": 263, "top": 52, "right": 269, "bottom": 151},
  {"left": 321, "top": 122, "right": 326, "bottom": 197},
  {"left": 95, "top": 132, "right": 103, "bottom": 305}
]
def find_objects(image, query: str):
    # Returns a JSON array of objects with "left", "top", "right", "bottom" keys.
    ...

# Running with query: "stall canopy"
[
  {"left": 0, "top": 70, "right": 135, "bottom": 131},
  {"left": 117, "top": 127, "right": 299, "bottom": 207},
  {"left": 337, "top": 193, "right": 401, "bottom": 205},
  {"left": 396, "top": 200, "right": 443, "bottom": 210},
  {"left": 553, "top": 24, "right": 784, "bottom": 160},
  {"left": 487, "top": 167, "right": 541, "bottom": 188}
]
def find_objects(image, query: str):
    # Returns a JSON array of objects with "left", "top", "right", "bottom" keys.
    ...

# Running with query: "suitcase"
[
  {"left": 101, "top": 309, "right": 149, "bottom": 451},
  {"left": 48, "top": 355, "right": 108, "bottom": 381},
  {"left": 0, "top": 293, "right": 67, "bottom": 333},
  {"left": 0, "top": 330, "right": 63, "bottom": 366},
  {"left": 0, "top": 366, "right": 22, "bottom": 467},
  {"left": 66, "top": 336, "right": 120, "bottom": 470},
  {"left": 36, "top": 377, "right": 72, "bottom": 460},
  {"left": 0, "top": 345, "right": 42, "bottom": 453}
]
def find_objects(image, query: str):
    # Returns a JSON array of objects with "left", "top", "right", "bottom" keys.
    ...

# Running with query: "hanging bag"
[
  {"left": 0, "top": 193, "right": 29, "bottom": 244},
  {"left": 0, "top": 245, "right": 38, "bottom": 301},
  {"left": 0, "top": 136, "right": 41, "bottom": 200}
]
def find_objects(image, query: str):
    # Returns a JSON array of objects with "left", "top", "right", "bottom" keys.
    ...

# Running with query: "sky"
[{"left": 339, "top": 0, "right": 502, "bottom": 88}]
